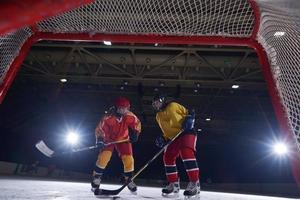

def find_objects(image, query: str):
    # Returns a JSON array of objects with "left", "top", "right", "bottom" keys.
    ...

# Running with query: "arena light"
[
  {"left": 66, "top": 131, "right": 79, "bottom": 145},
  {"left": 159, "top": 81, "right": 165, "bottom": 87},
  {"left": 272, "top": 142, "right": 289, "bottom": 156},
  {"left": 103, "top": 41, "right": 112, "bottom": 45},
  {"left": 123, "top": 80, "right": 129, "bottom": 85},
  {"left": 232, "top": 84, "right": 239, "bottom": 89},
  {"left": 195, "top": 82, "right": 201, "bottom": 88},
  {"left": 274, "top": 31, "right": 285, "bottom": 37},
  {"left": 60, "top": 78, "right": 67, "bottom": 83},
  {"left": 205, "top": 118, "right": 211, "bottom": 121}
]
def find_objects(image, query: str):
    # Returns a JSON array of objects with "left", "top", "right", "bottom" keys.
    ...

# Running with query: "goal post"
[{"left": 0, "top": 0, "right": 300, "bottom": 186}]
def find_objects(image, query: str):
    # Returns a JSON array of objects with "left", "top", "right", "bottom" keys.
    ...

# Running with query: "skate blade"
[
  {"left": 184, "top": 193, "right": 200, "bottom": 200},
  {"left": 162, "top": 192, "right": 180, "bottom": 198},
  {"left": 91, "top": 188, "right": 98, "bottom": 193}
]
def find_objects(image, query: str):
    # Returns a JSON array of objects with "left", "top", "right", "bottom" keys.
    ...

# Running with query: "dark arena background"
[{"left": 0, "top": 0, "right": 300, "bottom": 199}]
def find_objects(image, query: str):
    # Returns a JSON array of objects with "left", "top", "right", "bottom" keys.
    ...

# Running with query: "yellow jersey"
[{"left": 155, "top": 102, "right": 188, "bottom": 140}]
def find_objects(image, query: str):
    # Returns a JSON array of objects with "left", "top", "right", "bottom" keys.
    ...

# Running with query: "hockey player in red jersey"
[
  {"left": 152, "top": 94, "right": 200, "bottom": 199},
  {"left": 91, "top": 97, "right": 141, "bottom": 193}
]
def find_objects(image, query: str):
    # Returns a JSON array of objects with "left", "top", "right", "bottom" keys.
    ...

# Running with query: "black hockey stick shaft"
[
  {"left": 56, "top": 139, "right": 129, "bottom": 156},
  {"left": 40, "top": 139, "right": 129, "bottom": 157},
  {"left": 96, "top": 130, "right": 184, "bottom": 196}
]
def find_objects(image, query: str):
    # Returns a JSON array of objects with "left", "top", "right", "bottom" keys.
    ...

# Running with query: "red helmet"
[{"left": 114, "top": 97, "right": 130, "bottom": 108}]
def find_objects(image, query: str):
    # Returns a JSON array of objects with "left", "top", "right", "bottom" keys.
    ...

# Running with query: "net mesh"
[
  {"left": 257, "top": 1, "right": 300, "bottom": 151},
  {"left": 0, "top": 28, "right": 33, "bottom": 83},
  {"left": 37, "top": 0, "right": 254, "bottom": 37},
  {"left": 0, "top": 0, "right": 255, "bottom": 92}
]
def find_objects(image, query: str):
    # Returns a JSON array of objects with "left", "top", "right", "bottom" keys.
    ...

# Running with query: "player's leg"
[
  {"left": 91, "top": 145, "right": 114, "bottom": 191},
  {"left": 180, "top": 134, "right": 200, "bottom": 199},
  {"left": 162, "top": 139, "right": 180, "bottom": 197},
  {"left": 116, "top": 142, "right": 137, "bottom": 193}
]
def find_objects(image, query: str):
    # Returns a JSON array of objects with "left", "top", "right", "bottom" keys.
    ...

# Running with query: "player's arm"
[
  {"left": 95, "top": 116, "right": 110, "bottom": 143},
  {"left": 127, "top": 112, "right": 142, "bottom": 142},
  {"left": 169, "top": 102, "right": 195, "bottom": 131}
]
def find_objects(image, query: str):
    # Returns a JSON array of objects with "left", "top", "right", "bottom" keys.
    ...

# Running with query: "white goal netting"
[
  {"left": 0, "top": 0, "right": 255, "bottom": 85},
  {"left": 256, "top": 1, "right": 300, "bottom": 151},
  {"left": 37, "top": 0, "right": 254, "bottom": 36},
  {"left": 0, "top": 28, "right": 33, "bottom": 83}
]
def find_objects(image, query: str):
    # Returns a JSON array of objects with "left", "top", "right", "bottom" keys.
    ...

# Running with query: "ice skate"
[
  {"left": 122, "top": 176, "right": 137, "bottom": 194},
  {"left": 183, "top": 181, "right": 200, "bottom": 199},
  {"left": 91, "top": 174, "right": 102, "bottom": 192},
  {"left": 162, "top": 181, "right": 180, "bottom": 198},
  {"left": 127, "top": 180, "right": 137, "bottom": 194}
]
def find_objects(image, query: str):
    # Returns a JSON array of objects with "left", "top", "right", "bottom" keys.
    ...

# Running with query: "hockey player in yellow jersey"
[{"left": 152, "top": 94, "right": 200, "bottom": 199}]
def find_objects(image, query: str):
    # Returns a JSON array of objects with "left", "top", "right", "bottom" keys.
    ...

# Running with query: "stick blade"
[
  {"left": 35, "top": 140, "right": 54, "bottom": 157},
  {"left": 94, "top": 188, "right": 122, "bottom": 196}
]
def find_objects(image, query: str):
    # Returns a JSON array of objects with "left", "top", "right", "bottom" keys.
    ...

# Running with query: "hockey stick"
[
  {"left": 94, "top": 129, "right": 184, "bottom": 196},
  {"left": 35, "top": 139, "right": 129, "bottom": 158}
]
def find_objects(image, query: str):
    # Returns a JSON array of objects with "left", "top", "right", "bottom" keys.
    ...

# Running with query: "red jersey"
[{"left": 95, "top": 111, "right": 141, "bottom": 142}]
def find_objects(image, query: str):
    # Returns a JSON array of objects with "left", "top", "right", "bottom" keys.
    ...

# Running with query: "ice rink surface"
[{"left": 0, "top": 177, "right": 298, "bottom": 200}]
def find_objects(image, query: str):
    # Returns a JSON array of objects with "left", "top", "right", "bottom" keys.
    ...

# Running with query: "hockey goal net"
[{"left": 0, "top": 0, "right": 300, "bottom": 183}]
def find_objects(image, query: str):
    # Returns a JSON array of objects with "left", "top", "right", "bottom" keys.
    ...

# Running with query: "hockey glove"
[
  {"left": 96, "top": 137, "right": 105, "bottom": 149},
  {"left": 129, "top": 128, "right": 139, "bottom": 143},
  {"left": 155, "top": 136, "right": 166, "bottom": 148},
  {"left": 182, "top": 110, "right": 195, "bottom": 131}
]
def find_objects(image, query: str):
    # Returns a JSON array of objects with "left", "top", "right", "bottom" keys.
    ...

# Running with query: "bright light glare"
[
  {"left": 103, "top": 41, "right": 112, "bottom": 45},
  {"left": 232, "top": 84, "right": 239, "bottom": 89},
  {"left": 60, "top": 78, "right": 67, "bottom": 83},
  {"left": 274, "top": 31, "right": 285, "bottom": 37},
  {"left": 273, "top": 142, "right": 288, "bottom": 155},
  {"left": 66, "top": 132, "right": 79, "bottom": 145}
]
